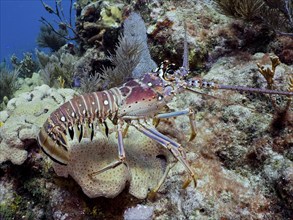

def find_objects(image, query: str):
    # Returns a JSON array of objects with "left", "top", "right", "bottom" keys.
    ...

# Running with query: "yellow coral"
[
  {"left": 57, "top": 76, "right": 65, "bottom": 88},
  {"left": 100, "top": 5, "right": 122, "bottom": 28},
  {"left": 0, "top": 121, "right": 4, "bottom": 127},
  {"left": 257, "top": 56, "right": 280, "bottom": 89}
]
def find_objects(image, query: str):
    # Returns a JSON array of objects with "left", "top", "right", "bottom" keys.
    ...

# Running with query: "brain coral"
[{"left": 0, "top": 85, "right": 76, "bottom": 165}]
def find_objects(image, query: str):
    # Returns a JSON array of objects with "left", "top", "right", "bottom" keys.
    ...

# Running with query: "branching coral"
[
  {"left": 257, "top": 56, "right": 280, "bottom": 89},
  {"left": 38, "top": 52, "right": 77, "bottom": 88},
  {"left": 10, "top": 53, "right": 38, "bottom": 78},
  {"left": 257, "top": 56, "right": 293, "bottom": 132}
]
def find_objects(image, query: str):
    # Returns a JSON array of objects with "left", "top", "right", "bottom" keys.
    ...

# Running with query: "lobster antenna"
[
  {"left": 182, "top": 22, "right": 189, "bottom": 71},
  {"left": 185, "top": 87, "right": 227, "bottom": 100},
  {"left": 217, "top": 84, "right": 293, "bottom": 96},
  {"left": 187, "top": 78, "right": 293, "bottom": 96},
  {"left": 185, "top": 87, "right": 273, "bottom": 116}
]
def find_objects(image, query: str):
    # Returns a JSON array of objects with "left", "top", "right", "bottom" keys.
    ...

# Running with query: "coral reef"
[
  {"left": 1, "top": 0, "right": 293, "bottom": 219},
  {"left": 0, "top": 66, "right": 19, "bottom": 110},
  {"left": 145, "top": 0, "right": 233, "bottom": 70},
  {"left": 75, "top": 1, "right": 123, "bottom": 50},
  {"left": 100, "top": 12, "right": 157, "bottom": 89},
  {"left": 75, "top": 12, "right": 156, "bottom": 92},
  {"left": 150, "top": 54, "right": 292, "bottom": 219},
  {"left": 213, "top": 0, "right": 293, "bottom": 36},
  {"left": 36, "top": 11, "right": 156, "bottom": 92},
  {"left": 10, "top": 53, "right": 38, "bottom": 78},
  {"left": 37, "top": 49, "right": 78, "bottom": 88},
  {"left": 1, "top": 53, "right": 292, "bottom": 219}
]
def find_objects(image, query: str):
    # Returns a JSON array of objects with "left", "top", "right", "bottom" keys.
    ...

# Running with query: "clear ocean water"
[{"left": 0, "top": 0, "right": 72, "bottom": 63}]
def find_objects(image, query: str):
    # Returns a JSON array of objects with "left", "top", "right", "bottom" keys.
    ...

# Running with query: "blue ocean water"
[{"left": 0, "top": 0, "right": 72, "bottom": 63}]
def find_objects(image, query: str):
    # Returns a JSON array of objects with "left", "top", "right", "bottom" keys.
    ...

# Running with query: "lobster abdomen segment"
[
  {"left": 38, "top": 90, "right": 119, "bottom": 165},
  {"left": 38, "top": 126, "right": 70, "bottom": 165}
]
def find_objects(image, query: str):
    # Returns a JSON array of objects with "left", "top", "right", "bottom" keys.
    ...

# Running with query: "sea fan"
[{"left": 37, "top": 25, "right": 67, "bottom": 52}]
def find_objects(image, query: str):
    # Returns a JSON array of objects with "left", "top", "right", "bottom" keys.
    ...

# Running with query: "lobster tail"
[
  {"left": 38, "top": 126, "right": 69, "bottom": 165},
  {"left": 37, "top": 90, "right": 121, "bottom": 165}
]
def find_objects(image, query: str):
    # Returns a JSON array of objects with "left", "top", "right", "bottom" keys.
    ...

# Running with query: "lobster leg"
[
  {"left": 148, "top": 162, "right": 176, "bottom": 200},
  {"left": 89, "top": 122, "right": 129, "bottom": 178},
  {"left": 122, "top": 123, "right": 130, "bottom": 138},
  {"left": 131, "top": 121, "right": 197, "bottom": 191},
  {"left": 155, "top": 108, "right": 197, "bottom": 141}
]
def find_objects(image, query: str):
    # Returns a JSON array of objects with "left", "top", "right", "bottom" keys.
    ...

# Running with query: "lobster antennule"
[{"left": 217, "top": 84, "right": 293, "bottom": 96}]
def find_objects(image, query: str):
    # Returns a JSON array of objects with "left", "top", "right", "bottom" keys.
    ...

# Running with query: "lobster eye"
[
  {"left": 164, "top": 63, "right": 177, "bottom": 80},
  {"left": 166, "top": 68, "right": 174, "bottom": 75}
]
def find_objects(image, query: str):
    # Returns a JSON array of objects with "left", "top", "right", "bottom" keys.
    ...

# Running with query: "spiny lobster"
[{"left": 38, "top": 37, "right": 293, "bottom": 196}]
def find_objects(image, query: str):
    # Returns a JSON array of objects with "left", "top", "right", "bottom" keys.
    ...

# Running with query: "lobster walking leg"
[
  {"left": 131, "top": 121, "right": 197, "bottom": 190},
  {"left": 148, "top": 162, "right": 176, "bottom": 200},
  {"left": 89, "top": 122, "right": 129, "bottom": 178},
  {"left": 122, "top": 123, "right": 130, "bottom": 138},
  {"left": 155, "top": 108, "right": 197, "bottom": 141}
]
